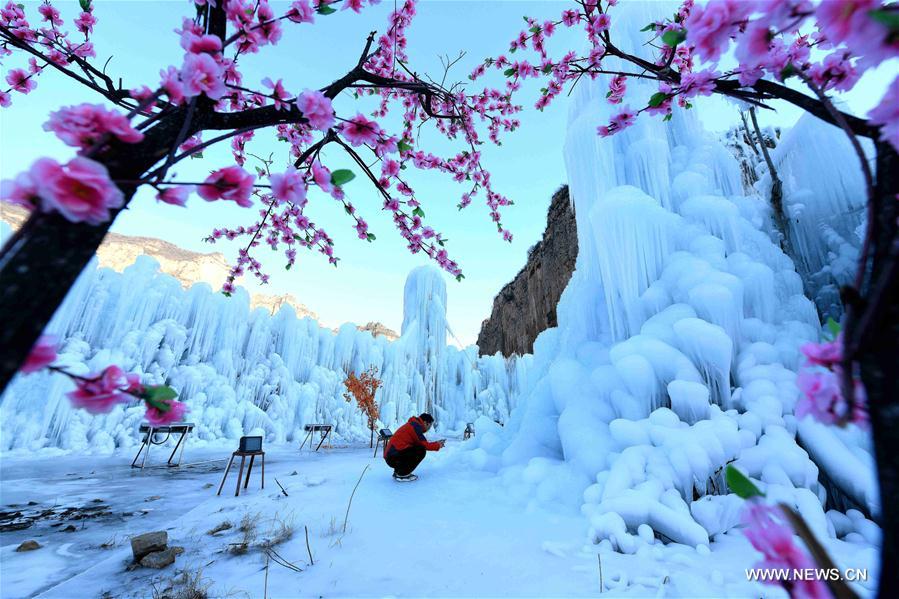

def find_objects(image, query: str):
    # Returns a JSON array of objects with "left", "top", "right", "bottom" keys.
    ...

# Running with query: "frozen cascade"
[
  {"left": 0, "top": 258, "right": 527, "bottom": 452},
  {"left": 459, "top": 0, "right": 879, "bottom": 566},
  {"left": 771, "top": 113, "right": 870, "bottom": 320}
]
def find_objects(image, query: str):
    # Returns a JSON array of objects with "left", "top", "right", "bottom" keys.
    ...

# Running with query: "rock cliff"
[{"left": 476, "top": 186, "right": 578, "bottom": 357}]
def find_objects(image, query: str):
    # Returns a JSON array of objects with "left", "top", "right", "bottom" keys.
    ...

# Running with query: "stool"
[
  {"left": 299, "top": 424, "right": 333, "bottom": 451},
  {"left": 374, "top": 428, "right": 393, "bottom": 457},
  {"left": 217, "top": 449, "right": 265, "bottom": 497}
]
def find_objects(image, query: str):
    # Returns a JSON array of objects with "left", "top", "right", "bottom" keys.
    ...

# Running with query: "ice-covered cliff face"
[
  {"left": 459, "top": 2, "right": 879, "bottom": 559},
  {"left": 0, "top": 259, "right": 527, "bottom": 453}
]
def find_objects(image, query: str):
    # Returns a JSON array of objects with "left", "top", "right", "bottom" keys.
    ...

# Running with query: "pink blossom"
[
  {"left": 74, "top": 11, "right": 96, "bottom": 34},
  {"left": 156, "top": 185, "right": 192, "bottom": 206},
  {"left": 1, "top": 170, "right": 40, "bottom": 209},
  {"left": 6, "top": 68, "right": 36, "bottom": 94},
  {"left": 43, "top": 104, "right": 144, "bottom": 150},
  {"left": 800, "top": 336, "right": 842, "bottom": 367},
  {"left": 610, "top": 106, "right": 635, "bottom": 131},
  {"left": 181, "top": 53, "right": 227, "bottom": 100},
  {"left": 816, "top": 0, "right": 877, "bottom": 47},
  {"left": 37, "top": 3, "right": 61, "bottom": 26},
  {"left": 0, "top": 91, "right": 10, "bottom": 107},
  {"left": 30, "top": 157, "right": 124, "bottom": 224},
  {"left": 262, "top": 77, "right": 290, "bottom": 110},
  {"left": 680, "top": 69, "right": 718, "bottom": 97},
  {"left": 198, "top": 166, "right": 255, "bottom": 207},
  {"left": 21, "top": 335, "right": 58, "bottom": 373},
  {"left": 145, "top": 398, "right": 188, "bottom": 426},
  {"left": 181, "top": 32, "right": 223, "bottom": 55},
  {"left": 159, "top": 66, "right": 185, "bottom": 104},
  {"left": 868, "top": 76, "right": 899, "bottom": 152},
  {"left": 287, "top": 0, "right": 314, "bottom": 23},
  {"left": 587, "top": 13, "right": 610, "bottom": 36},
  {"left": 607, "top": 74, "right": 626, "bottom": 104},
  {"left": 796, "top": 369, "right": 845, "bottom": 425},
  {"left": 735, "top": 22, "right": 772, "bottom": 67},
  {"left": 67, "top": 365, "right": 133, "bottom": 414},
  {"left": 311, "top": 161, "right": 332, "bottom": 192},
  {"left": 341, "top": 113, "right": 381, "bottom": 146},
  {"left": 296, "top": 89, "right": 334, "bottom": 131},
  {"left": 684, "top": 0, "right": 751, "bottom": 61},
  {"left": 741, "top": 502, "right": 830, "bottom": 599},
  {"left": 270, "top": 167, "right": 307, "bottom": 204}
]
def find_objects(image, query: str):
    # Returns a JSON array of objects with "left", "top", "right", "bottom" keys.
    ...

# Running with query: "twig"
[
  {"left": 275, "top": 478, "right": 289, "bottom": 497},
  {"left": 263, "top": 554, "right": 269, "bottom": 599},
  {"left": 598, "top": 553, "right": 604, "bottom": 593},
  {"left": 304, "top": 525, "right": 314, "bottom": 565},
  {"left": 342, "top": 464, "right": 370, "bottom": 534}
]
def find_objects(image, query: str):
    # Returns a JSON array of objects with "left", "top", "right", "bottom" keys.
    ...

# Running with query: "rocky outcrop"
[
  {"left": 477, "top": 186, "right": 578, "bottom": 357},
  {"left": 358, "top": 321, "right": 399, "bottom": 342}
]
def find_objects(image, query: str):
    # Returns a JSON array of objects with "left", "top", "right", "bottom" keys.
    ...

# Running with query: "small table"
[
  {"left": 131, "top": 423, "right": 194, "bottom": 470},
  {"left": 217, "top": 450, "right": 264, "bottom": 497},
  {"left": 374, "top": 428, "right": 393, "bottom": 457},
  {"left": 299, "top": 424, "right": 332, "bottom": 452}
]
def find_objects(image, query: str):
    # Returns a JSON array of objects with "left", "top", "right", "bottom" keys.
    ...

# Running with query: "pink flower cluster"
[
  {"left": 741, "top": 501, "right": 830, "bottom": 599},
  {"left": 21, "top": 335, "right": 58, "bottom": 374},
  {"left": 198, "top": 166, "right": 256, "bottom": 207},
  {"left": 796, "top": 335, "right": 868, "bottom": 427},
  {"left": 43, "top": 103, "right": 144, "bottom": 150},
  {"left": 1, "top": 157, "right": 123, "bottom": 224},
  {"left": 67, "top": 365, "right": 141, "bottom": 414}
]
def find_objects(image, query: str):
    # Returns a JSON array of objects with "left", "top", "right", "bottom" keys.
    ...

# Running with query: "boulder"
[
  {"left": 131, "top": 531, "right": 168, "bottom": 561},
  {"left": 140, "top": 546, "right": 184, "bottom": 569},
  {"left": 15, "top": 540, "right": 41, "bottom": 552}
]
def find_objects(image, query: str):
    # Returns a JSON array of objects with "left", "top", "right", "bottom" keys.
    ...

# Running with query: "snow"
[
  {"left": 0, "top": 442, "right": 878, "bottom": 598},
  {"left": 0, "top": 261, "right": 526, "bottom": 453}
]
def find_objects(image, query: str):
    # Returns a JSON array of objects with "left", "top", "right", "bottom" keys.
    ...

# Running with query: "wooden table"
[
  {"left": 217, "top": 450, "right": 265, "bottom": 497},
  {"left": 374, "top": 428, "right": 393, "bottom": 457},
  {"left": 299, "top": 424, "right": 332, "bottom": 452},
  {"left": 131, "top": 423, "right": 194, "bottom": 470}
]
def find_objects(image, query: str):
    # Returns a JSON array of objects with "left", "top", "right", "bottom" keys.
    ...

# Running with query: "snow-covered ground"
[{"left": 1, "top": 439, "right": 876, "bottom": 599}]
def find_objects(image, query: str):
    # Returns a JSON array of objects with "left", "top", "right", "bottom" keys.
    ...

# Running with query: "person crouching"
[{"left": 384, "top": 413, "right": 445, "bottom": 481}]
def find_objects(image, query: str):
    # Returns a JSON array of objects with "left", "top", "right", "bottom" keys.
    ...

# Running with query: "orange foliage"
[{"left": 343, "top": 366, "right": 382, "bottom": 446}]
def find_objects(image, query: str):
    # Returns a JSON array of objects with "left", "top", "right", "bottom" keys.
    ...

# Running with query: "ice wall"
[
  {"left": 459, "top": 1, "right": 879, "bottom": 560},
  {"left": 773, "top": 113, "right": 870, "bottom": 319},
  {"left": 0, "top": 259, "right": 527, "bottom": 452}
]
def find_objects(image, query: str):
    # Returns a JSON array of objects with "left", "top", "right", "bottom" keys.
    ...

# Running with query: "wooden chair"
[
  {"left": 463, "top": 423, "right": 475, "bottom": 440},
  {"left": 374, "top": 428, "right": 393, "bottom": 457},
  {"left": 217, "top": 436, "right": 265, "bottom": 497},
  {"left": 299, "top": 424, "right": 333, "bottom": 451}
]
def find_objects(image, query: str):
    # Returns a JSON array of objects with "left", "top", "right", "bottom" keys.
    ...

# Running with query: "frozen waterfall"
[
  {"left": 458, "top": 0, "right": 880, "bottom": 563},
  {"left": 0, "top": 258, "right": 527, "bottom": 453}
]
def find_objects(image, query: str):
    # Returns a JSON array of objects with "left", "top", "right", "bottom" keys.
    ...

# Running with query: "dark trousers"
[{"left": 385, "top": 445, "right": 426, "bottom": 476}]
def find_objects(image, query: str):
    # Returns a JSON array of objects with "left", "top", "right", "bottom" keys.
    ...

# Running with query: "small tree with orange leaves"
[{"left": 343, "top": 366, "right": 382, "bottom": 448}]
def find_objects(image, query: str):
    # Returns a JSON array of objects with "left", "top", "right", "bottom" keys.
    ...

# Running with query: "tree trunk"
[
  {"left": 0, "top": 207, "right": 128, "bottom": 388},
  {"left": 370, "top": 425, "right": 374, "bottom": 449},
  {"left": 0, "top": 108, "right": 191, "bottom": 392},
  {"left": 855, "top": 141, "right": 899, "bottom": 598}
]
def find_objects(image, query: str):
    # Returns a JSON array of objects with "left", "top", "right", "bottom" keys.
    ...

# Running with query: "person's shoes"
[{"left": 392, "top": 472, "right": 418, "bottom": 482}]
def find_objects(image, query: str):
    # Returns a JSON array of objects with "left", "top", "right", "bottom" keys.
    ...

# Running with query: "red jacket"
[{"left": 384, "top": 416, "right": 441, "bottom": 458}]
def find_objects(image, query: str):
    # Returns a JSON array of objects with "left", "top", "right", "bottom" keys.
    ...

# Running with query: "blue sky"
[{"left": 1, "top": 1, "right": 893, "bottom": 345}]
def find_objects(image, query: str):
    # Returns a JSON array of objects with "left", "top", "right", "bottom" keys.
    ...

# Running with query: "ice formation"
[
  {"left": 461, "top": 0, "right": 879, "bottom": 566},
  {"left": 0, "top": 259, "right": 526, "bottom": 452}
]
